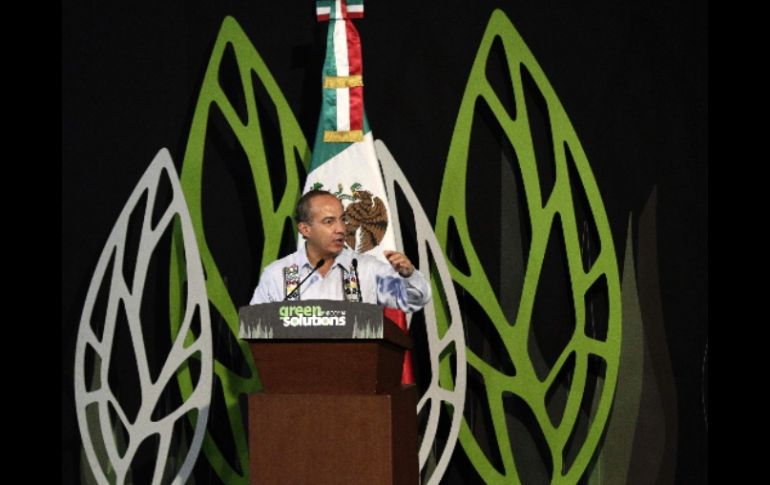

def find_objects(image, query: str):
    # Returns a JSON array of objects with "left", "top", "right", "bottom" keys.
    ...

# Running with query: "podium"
[{"left": 239, "top": 300, "right": 418, "bottom": 484}]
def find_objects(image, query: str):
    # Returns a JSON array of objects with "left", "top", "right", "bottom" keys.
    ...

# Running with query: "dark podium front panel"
[{"left": 248, "top": 386, "right": 418, "bottom": 485}]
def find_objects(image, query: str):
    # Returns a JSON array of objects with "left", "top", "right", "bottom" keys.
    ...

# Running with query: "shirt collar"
[
  {"left": 334, "top": 247, "right": 354, "bottom": 271},
  {"left": 297, "top": 245, "right": 311, "bottom": 269}
]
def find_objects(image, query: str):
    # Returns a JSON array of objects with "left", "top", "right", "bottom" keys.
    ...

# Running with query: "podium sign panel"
[{"left": 239, "top": 300, "right": 386, "bottom": 340}]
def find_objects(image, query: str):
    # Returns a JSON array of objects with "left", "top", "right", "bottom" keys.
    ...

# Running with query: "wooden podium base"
[{"left": 248, "top": 385, "right": 418, "bottom": 485}]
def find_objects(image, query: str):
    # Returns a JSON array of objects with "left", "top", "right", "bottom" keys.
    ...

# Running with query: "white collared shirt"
[{"left": 249, "top": 246, "right": 431, "bottom": 313}]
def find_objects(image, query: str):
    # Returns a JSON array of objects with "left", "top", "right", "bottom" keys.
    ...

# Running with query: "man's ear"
[{"left": 297, "top": 222, "right": 310, "bottom": 239}]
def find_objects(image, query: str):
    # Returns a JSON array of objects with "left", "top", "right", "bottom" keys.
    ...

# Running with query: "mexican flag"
[{"left": 303, "top": 0, "right": 414, "bottom": 384}]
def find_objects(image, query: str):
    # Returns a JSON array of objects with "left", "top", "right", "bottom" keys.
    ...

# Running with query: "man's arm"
[{"left": 375, "top": 251, "right": 432, "bottom": 312}]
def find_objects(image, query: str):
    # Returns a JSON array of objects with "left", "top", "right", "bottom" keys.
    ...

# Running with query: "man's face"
[{"left": 298, "top": 194, "right": 347, "bottom": 259}]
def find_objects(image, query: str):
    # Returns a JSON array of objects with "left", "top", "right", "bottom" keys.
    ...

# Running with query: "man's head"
[{"left": 296, "top": 190, "right": 347, "bottom": 260}]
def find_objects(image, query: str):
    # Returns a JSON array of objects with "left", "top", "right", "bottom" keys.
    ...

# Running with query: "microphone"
[
  {"left": 285, "top": 258, "right": 325, "bottom": 301},
  {"left": 351, "top": 258, "right": 362, "bottom": 302}
]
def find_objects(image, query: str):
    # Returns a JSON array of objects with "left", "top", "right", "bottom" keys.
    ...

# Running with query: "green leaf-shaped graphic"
[
  {"left": 169, "top": 16, "right": 310, "bottom": 484},
  {"left": 434, "top": 9, "right": 621, "bottom": 483}
]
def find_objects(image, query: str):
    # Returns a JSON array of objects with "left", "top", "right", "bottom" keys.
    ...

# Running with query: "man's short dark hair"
[{"left": 295, "top": 189, "right": 337, "bottom": 224}]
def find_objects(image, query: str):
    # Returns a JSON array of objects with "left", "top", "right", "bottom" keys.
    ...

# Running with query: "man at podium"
[{"left": 249, "top": 190, "right": 431, "bottom": 312}]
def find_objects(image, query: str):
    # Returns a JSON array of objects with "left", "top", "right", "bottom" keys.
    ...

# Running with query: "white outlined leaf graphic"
[
  {"left": 434, "top": 10, "right": 622, "bottom": 483},
  {"left": 377, "top": 140, "right": 467, "bottom": 485},
  {"left": 74, "top": 148, "right": 213, "bottom": 484}
]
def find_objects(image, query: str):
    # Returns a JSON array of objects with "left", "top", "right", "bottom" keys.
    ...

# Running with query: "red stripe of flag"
[
  {"left": 348, "top": 86, "right": 363, "bottom": 131},
  {"left": 345, "top": 21, "right": 363, "bottom": 131},
  {"left": 384, "top": 306, "right": 415, "bottom": 385},
  {"left": 345, "top": 19, "right": 362, "bottom": 75}
]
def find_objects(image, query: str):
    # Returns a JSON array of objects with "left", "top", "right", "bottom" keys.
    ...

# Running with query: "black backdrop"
[{"left": 63, "top": 0, "right": 707, "bottom": 482}]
